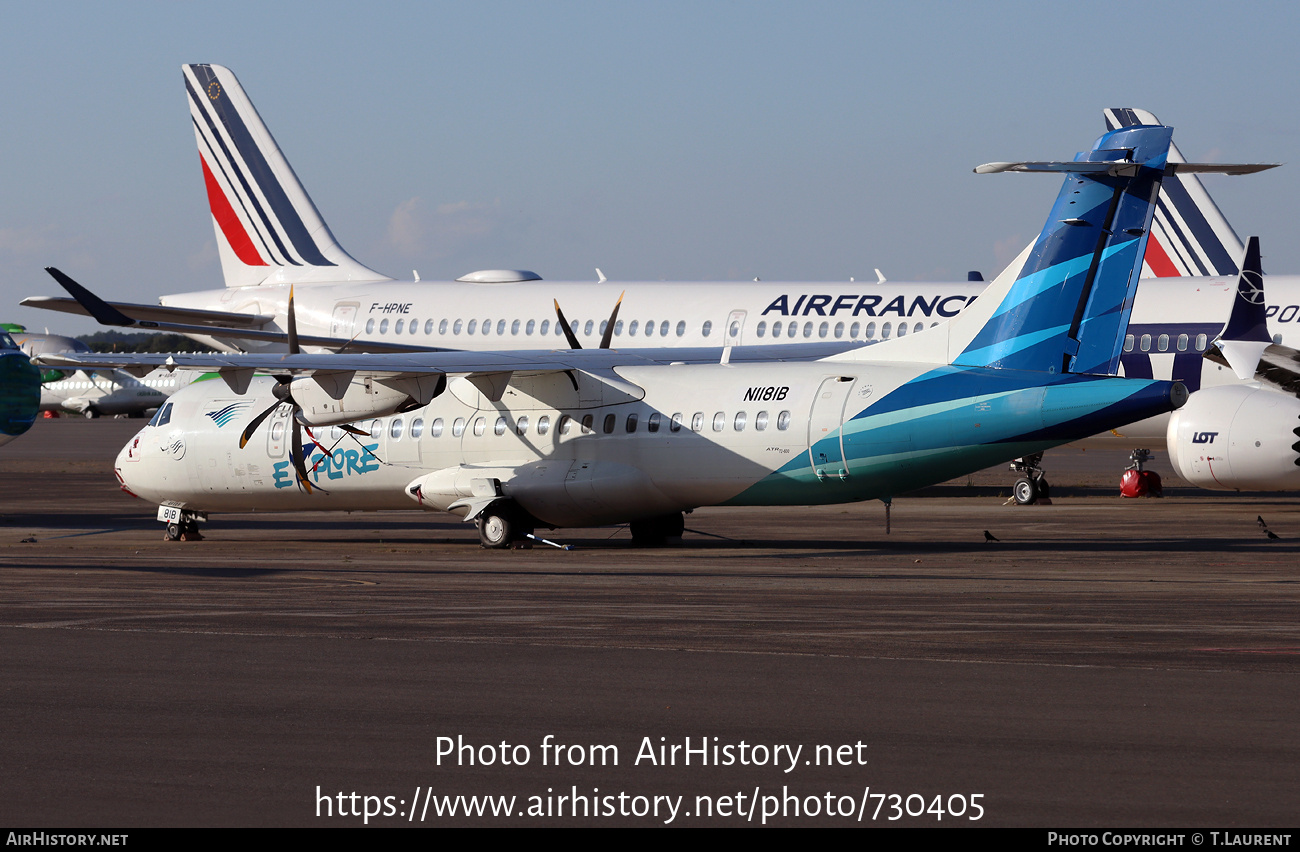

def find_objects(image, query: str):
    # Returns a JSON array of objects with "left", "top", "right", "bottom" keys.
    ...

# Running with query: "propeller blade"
[
  {"left": 289, "top": 420, "right": 316, "bottom": 494},
  {"left": 553, "top": 299, "right": 582, "bottom": 350},
  {"left": 339, "top": 423, "right": 369, "bottom": 436},
  {"left": 598, "top": 291, "right": 625, "bottom": 349},
  {"left": 286, "top": 285, "right": 299, "bottom": 355},
  {"left": 239, "top": 400, "right": 282, "bottom": 449}
]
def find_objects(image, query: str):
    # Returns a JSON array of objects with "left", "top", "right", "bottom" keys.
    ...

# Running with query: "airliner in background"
[
  {"left": 7, "top": 324, "right": 199, "bottom": 418},
  {"left": 20, "top": 66, "right": 1298, "bottom": 493}
]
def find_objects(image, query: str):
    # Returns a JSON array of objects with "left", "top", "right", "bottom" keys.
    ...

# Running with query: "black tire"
[
  {"left": 164, "top": 522, "right": 181, "bottom": 541},
  {"left": 1013, "top": 477, "right": 1038, "bottom": 505},
  {"left": 83, "top": 408, "right": 100, "bottom": 420},
  {"left": 478, "top": 506, "right": 516, "bottom": 549},
  {"left": 630, "top": 513, "right": 684, "bottom": 547}
]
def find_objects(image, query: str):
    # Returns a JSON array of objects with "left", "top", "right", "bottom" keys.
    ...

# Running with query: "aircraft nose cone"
[{"left": 114, "top": 428, "right": 148, "bottom": 498}]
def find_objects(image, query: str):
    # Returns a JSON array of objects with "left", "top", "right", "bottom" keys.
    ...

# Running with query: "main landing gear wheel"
[
  {"left": 83, "top": 408, "right": 100, "bottom": 420},
  {"left": 629, "top": 512, "right": 686, "bottom": 547},
  {"left": 1008, "top": 452, "right": 1051, "bottom": 505}
]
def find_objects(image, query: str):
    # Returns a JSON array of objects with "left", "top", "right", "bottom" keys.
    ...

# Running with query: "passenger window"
[
  {"left": 670, "top": 413, "right": 683, "bottom": 432},
  {"left": 614, "top": 320, "right": 623, "bottom": 336},
  {"left": 626, "top": 413, "right": 638, "bottom": 433},
  {"left": 473, "top": 417, "right": 486, "bottom": 437},
  {"left": 440, "top": 319, "right": 449, "bottom": 334},
  {"left": 675, "top": 321, "right": 685, "bottom": 337},
  {"left": 467, "top": 319, "right": 477, "bottom": 335},
  {"left": 691, "top": 412, "right": 704, "bottom": 432},
  {"left": 526, "top": 319, "right": 536, "bottom": 335},
  {"left": 558, "top": 415, "right": 572, "bottom": 435},
  {"left": 660, "top": 321, "right": 670, "bottom": 336},
  {"left": 914, "top": 322, "right": 924, "bottom": 334},
  {"left": 1124, "top": 334, "right": 1134, "bottom": 352},
  {"left": 370, "top": 419, "right": 383, "bottom": 439},
  {"left": 581, "top": 414, "right": 594, "bottom": 434},
  {"left": 516, "top": 415, "right": 529, "bottom": 435},
  {"left": 511, "top": 320, "right": 521, "bottom": 335},
  {"left": 897, "top": 323, "right": 908, "bottom": 337},
  {"left": 712, "top": 412, "right": 725, "bottom": 432},
  {"left": 818, "top": 322, "right": 828, "bottom": 339},
  {"left": 647, "top": 412, "right": 661, "bottom": 433},
  {"left": 1139, "top": 334, "right": 1151, "bottom": 352},
  {"left": 379, "top": 319, "right": 390, "bottom": 334},
  {"left": 755, "top": 410, "right": 769, "bottom": 431},
  {"left": 865, "top": 322, "right": 876, "bottom": 339},
  {"left": 734, "top": 411, "right": 746, "bottom": 431},
  {"left": 452, "top": 418, "right": 466, "bottom": 437},
  {"left": 756, "top": 321, "right": 767, "bottom": 338},
  {"left": 803, "top": 322, "right": 813, "bottom": 338},
  {"left": 702, "top": 321, "right": 712, "bottom": 337},
  {"left": 541, "top": 319, "right": 551, "bottom": 336},
  {"left": 882, "top": 322, "right": 892, "bottom": 339},
  {"left": 1177, "top": 334, "right": 1188, "bottom": 352},
  {"left": 1195, "top": 333, "right": 1208, "bottom": 351},
  {"left": 497, "top": 320, "right": 506, "bottom": 335},
  {"left": 410, "top": 418, "right": 424, "bottom": 439},
  {"left": 537, "top": 416, "right": 550, "bottom": 436},
  {"left": 365, "top": 318, "right": 375, "bottom": 334},
  {"left": 395, "top": 319, "right": 404, "bottom": 334},
  {"left": 629, "top": 320, "right": 640, "bottom": 336},
  {"left": 849, "top": 322, "right": 860, "bottom": 339},
  {"left": 390, "top": 418, "right": 404, "bottom": 440},
  {"left": 645, "top": 319, "right": 655, "bottom": 337},
  {"left": 482, "top": 318, "right": 491, "bottom": 335},
  {"left": 426, "top": 319, "right": 436, "bottom": 335},
  {"left": 585, "top": 320, "right": 595, "bottom": 336},
  {"left": 494, "top": 417, "right": 507, "bottom": 436},
  {"left": 1158, "top": 333, "right": 1169, "bottom": 352},
  {"left": 431, "top": 418, "right": 444, "bottom": 438},
  {"left": 603, "top": 413, "right": 616, "bottom": 434},
  {"left": 777, "top": 410, "right": 791, "bottom": 430}
]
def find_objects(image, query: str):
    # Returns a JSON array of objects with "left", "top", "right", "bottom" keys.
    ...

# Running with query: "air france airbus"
[{"left": 40, "top": 123, "right": 1236, "bottom": 544}]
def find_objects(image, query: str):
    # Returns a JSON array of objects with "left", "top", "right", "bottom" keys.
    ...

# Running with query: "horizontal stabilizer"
[{"left": 975, "top": 161, "right": 1276, "bottom": 176}]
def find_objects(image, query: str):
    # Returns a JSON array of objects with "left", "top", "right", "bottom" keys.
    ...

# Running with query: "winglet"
[
  {"left": 1209, "top": 237, "right": 1273, "bottom": 379},
  {"left": 44, "top": 268, "right": 136, "bottom": 327}
]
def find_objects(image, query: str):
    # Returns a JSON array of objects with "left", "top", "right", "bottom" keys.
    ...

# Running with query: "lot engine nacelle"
[{"left": 1167, "top": 385, "right": 1300, "bottom": 491}]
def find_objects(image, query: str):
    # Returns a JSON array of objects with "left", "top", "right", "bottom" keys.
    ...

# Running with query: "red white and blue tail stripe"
[
  {"left": 184, "top": 64, "right": 390, "bottom": 288},
  {"left": 1104, "top": 108, "right": 1246, "bottom": 278}
]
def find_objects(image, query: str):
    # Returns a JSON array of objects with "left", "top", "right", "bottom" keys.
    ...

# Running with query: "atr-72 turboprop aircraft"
[
  {"left": 19, "top": 67, "right": 1297, "bottom": 496},
  {"left": 40, "top": 124, "right": 1251, "bottom": 545}
]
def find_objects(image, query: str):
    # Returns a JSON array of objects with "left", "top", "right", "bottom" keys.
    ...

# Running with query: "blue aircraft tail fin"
[{"left": 950, "top": 124, "right": 1173, "bottom": 376}]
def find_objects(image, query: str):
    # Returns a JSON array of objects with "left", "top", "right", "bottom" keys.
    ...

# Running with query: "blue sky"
[{"left": 3, "top": 1, "right": 1297, "bottom": 335}]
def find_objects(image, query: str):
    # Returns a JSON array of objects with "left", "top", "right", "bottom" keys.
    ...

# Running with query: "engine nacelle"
[
  {"left": 1167, "top": 385, "right": 1300, "bottom": 490},
  {"left": 289, "top": 373, "right": 444, "bottom": 427}
]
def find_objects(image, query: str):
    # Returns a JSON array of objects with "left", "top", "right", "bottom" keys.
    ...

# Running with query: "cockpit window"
[
  {"left": 0, "top": 333, "right": 16, "bottom": 350},
  {"left": 149, "top": 402, "right": 173, "bottom": 427}
]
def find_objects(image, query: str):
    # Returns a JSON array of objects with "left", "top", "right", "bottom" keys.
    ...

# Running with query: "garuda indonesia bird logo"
[{"left": 206, "top": 401, "right": 254, "bottom": 428}]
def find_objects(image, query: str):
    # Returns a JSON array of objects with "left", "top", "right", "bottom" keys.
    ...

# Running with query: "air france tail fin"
[
  {"left": 1105, "top": 108, "right": 1246, "bottom": 277},
  {"left": 184, "top": 64, "right": 391, "bottom": 288}
]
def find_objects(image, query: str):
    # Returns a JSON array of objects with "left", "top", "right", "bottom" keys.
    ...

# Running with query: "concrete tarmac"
[{"left": 1, "top": 419, "right": 1297, "bottom": 826}]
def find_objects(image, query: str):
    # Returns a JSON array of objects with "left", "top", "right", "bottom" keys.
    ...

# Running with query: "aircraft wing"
[
  {"left": 18, "top": 296, "right": 274, "bottom": 328},
  {"left": 32, "top": 341, "right": 853, "bottom": 379},
  {"left": 26, "top": 268, "right": 443, "bottom": 355}
]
